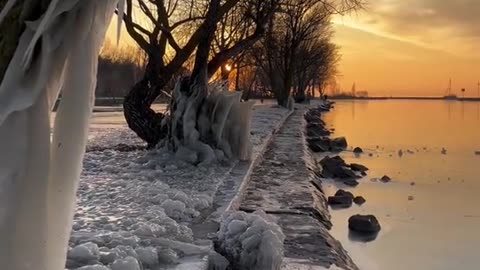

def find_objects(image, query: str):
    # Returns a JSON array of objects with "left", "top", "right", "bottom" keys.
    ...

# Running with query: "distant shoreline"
[{"left": 329, "top": 96, "right": 480, "bottom": 102}]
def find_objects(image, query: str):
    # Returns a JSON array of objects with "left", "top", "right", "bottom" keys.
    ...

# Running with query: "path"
[{"left": 239, "top": 108, "right": 358, "bottom": 270}]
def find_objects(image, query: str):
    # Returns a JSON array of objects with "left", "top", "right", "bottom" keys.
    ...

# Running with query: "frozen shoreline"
[{"left": 67, "top": 105, "right": 290, "bottom": 269}]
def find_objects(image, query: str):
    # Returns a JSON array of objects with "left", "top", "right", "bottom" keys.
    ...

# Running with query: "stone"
[
  {"left": 335, "top": 189, "right": 354, "bottom": 199},
  {"left": 348, "top": 215, "right": 381, "bottom": 234},
  {"left": 380, "top": 175, "right": 391, "bottom": 183},
  {"left": 353, "top": 196, "right": 366, "bottom": 205},
  {"left": 328, "top": 195, "right": 353, "bottom": 208},
  {"left": 350, "top": 163, "right": 369, "bottom": 172},
  {"left": 308, "top": 137, "right": 330, "bottom": 153},
  {"left": 343, "top": 179, "right": 359, "bottom": 187},
  {"left": 408, "top": 196, "right": 414, "bottom": 201},
  {"left": 475, "top": 151, "right": 480, "bottom": 155},
  {"left": 331, "top": 137, "right": 348, "bottom": 150},
  {"left": 353, "top": 147, "right": 363, "bottom": 154},
  {"left": 441, "top": 148, "right": 447, "bottom": 155}
]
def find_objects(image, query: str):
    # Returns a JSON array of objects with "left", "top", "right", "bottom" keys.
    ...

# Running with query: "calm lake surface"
[{"left": 321, "top": 100, "right": 480, "bottom": 270}]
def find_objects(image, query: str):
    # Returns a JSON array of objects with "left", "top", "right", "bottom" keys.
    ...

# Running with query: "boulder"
[
  {"left": 380, "top": 175, "right": 391, "bottom": 183},
  {"left": 331, "top": 137, "right": 348, "bottom": 150},
  {"left": 343, "top": 179, "right": 359, "bottom": 187},
  {"left": 348, "top": 215, "right": 381, "bottom": 234},
  {"left": 350, "top": 163, "right": 369, "bottom": 172},
  {"left": 475, "top": 151, "right": 480, "bottom": 156},
  {"left": 307, "top": 137, "right": 331, "bottom": 153},
  {"left": 307, "top": 126, "right": 331, "bottom": 137},
  {"left": 335, "top": 189, "right": 354, "bottom": 199},
  {"left": 353, "top": 147, "right": 363, "bottom": 154},
  {"left": 353, "top": 196, "right": 366, "bottom": 205},
  {"left": 328, "top": 195, "right": 353, "bottom": 208}
]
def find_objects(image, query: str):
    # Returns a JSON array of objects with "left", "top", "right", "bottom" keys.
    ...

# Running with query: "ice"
[
  {"left": 217, "top": 210, "right": 285, "bottom": 270},
  {"left": 68, "top": 242, "right": 100, "bottom": 262},
  {"left": 76, "top": 265, "right": 110, "bottom": 270},
  {"left": 135, "top": 247, "right": 158, "bottom": 267},
  {"left": 111, "top": 256, "right": 141, "bottom": 270},
  {"left": 63, "top": 105, "right": 289, "bottom": 269}
]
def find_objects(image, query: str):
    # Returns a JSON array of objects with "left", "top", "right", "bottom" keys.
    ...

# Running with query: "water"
[{"left": 321, "top": 100, "right": 480, "bottom": 270}]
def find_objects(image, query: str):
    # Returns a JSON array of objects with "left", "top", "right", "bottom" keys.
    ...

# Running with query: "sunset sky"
[
  {"left": 333, "top": 0, "right": 480, "bottom": 96},
  {"left": 108, "top": 0, "right": 480, "bottom": 97}
]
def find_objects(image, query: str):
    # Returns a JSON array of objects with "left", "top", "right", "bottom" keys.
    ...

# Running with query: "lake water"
[{"left": 321, "top": 100, "right": 480, "bottom": 270}]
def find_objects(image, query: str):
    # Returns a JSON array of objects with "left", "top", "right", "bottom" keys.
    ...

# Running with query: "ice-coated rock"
[
  {"left": 111, "top": 256, "right": 141, "bottom": 270},
  {"left": 157, "top": 248, "right": 179, "bottom": 264},
  {"left": 69, "top": 242, "right": 100, "bottom": 262},
  {"left": 217, "top": 210, "right": 285, "bottom": 270},
  {"left": 135, "top": 247, "right": 159, "bottom": 267},
  {"left": 76, "top": 265, "right": 110, "bottom": 270}
]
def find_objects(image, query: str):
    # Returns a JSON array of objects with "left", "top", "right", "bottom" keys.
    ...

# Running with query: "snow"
[
  {"left": 217, "top": 210, "right": 285, "bottom": 270},
  {"left": 65, "top": 105, "right": 289, "bottom": 269}
]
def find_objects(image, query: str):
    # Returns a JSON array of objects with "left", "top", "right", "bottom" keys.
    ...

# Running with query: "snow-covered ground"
[{"left": 66, "top": 105, "right": 289, "bottom": 269}]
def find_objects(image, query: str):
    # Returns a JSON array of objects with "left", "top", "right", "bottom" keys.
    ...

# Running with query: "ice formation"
[
  {"left": 217, "top": 210, "right": 285, "bottom": 270},
  {"left": 0, "top": 1, "right": 125, "bottom": 269},
  {"left": 168, "top": 81, "right": 255, "bottom": 163}
]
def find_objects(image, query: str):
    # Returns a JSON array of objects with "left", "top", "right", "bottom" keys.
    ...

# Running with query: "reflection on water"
[{"left": 322, "top": 100, "right": 480, "bottom": 270}]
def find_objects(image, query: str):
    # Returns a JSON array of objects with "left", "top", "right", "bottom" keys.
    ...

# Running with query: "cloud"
[{"left": 356, "top": 0, "right": 480, "bottom": 55}]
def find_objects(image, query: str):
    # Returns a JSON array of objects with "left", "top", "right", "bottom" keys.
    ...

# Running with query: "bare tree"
[
  {"left": 121, "top": 0, "right": 277, "bottom": 147},
  {"left": 253, "top": 0, "right": 359, "bottom": 106}
]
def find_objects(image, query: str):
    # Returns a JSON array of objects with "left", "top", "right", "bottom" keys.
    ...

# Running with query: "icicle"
[
  {"left": 0, "top": 0, "right": 18, "bottom": 25},
  {"left": 116, "top": 0, "right": 125, "bottom": 45},
  {"left": 22, "top": 0, "right": 61, "bottom": 70},
  {"left": 0, "top": 1, "right": 119, "bottom": 269}
]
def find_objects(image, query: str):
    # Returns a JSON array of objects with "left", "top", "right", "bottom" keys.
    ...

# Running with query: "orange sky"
[
  {"left": 333, "top": 0, "right": 480, "bottom": 97},
  {"left": 107, "top": 0, "right": 480, "bottom": 97}
]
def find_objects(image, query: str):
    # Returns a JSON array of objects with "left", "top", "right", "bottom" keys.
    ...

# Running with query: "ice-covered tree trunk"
[{"left": 0, "top": 1, "right": 122, "bottom": 269}]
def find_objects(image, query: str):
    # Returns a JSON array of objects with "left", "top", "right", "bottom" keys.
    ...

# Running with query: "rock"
[
  {"left": 306, "top": 125, "right": 331, "bottom": 137},
  {"left": 380, "top": 175, "right": 391, "bottom": 183},
  {"left": 441, "top": 148, "right": 447, "bottom": 155},
  {"left": 353, "top": 147, "right": 363, "bottom": 154},
  {"left": 368, "top": 153, "right": 373, "bottom": 157},
  {"left": 343, "top": 179, "right": 359, "bottom": 187},
  {"left": 335, "top": 189, "right": 354, "bottom": 199},
  {"left": 348, "top": 215, "right": 381, "bottom": 234},
  {"left": 475, "top": 151, "right": 480, "bottom": 155},
  {"left": 328, "top": 195, "right": 353, "bottom": 208},
  {"left": 410, "top": 182, "right": 416, "bottom": 186},
  {"left": 398, "top": 150, "right": 403, "bottom": 157},
  {"left": 350, "top": 163, "right": 369, "bottom": 172},
  {"left": 331, "top": 137, "right": 348, "bottom": 150},
  {"left": 408, "top": 196, "right": 414, "bottom": 201},
  {"left": 353, "top": 196, "right": 366, "bottom": 205},
  {"left": 307, "top": 137, "right": 330, "bottom": 153}
]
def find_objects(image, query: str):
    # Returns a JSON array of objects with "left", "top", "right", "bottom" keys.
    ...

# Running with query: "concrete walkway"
[{"left": 239, "top": 108, "right": 358, "bottom": 270}]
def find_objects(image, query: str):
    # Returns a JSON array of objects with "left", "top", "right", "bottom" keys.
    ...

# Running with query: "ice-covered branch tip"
[
  {"left": 0, "top": 0, "right": 18, "bottom": 26},
  {"left": 117, "top": 0, "right": 126, "bottom": 45}
]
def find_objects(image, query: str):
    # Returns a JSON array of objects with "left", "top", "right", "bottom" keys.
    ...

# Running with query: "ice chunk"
[
  {"left": 68, "top": 242, "right": 100, "bottom": 262},
  {"left": 76, "top": 265, "right": 110, "bottom": 270},
  {"left": 217, "top": 211, "right": 285, "bottom": 270},
  {"left": 161, "top": 199, "right": 187, "bottom": 219},
  {"left": 111, "top": 256, "right": 141, "bottom": 270},
  {"left": 135, "top": 247, "right": 159, "bottom": 267}
]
